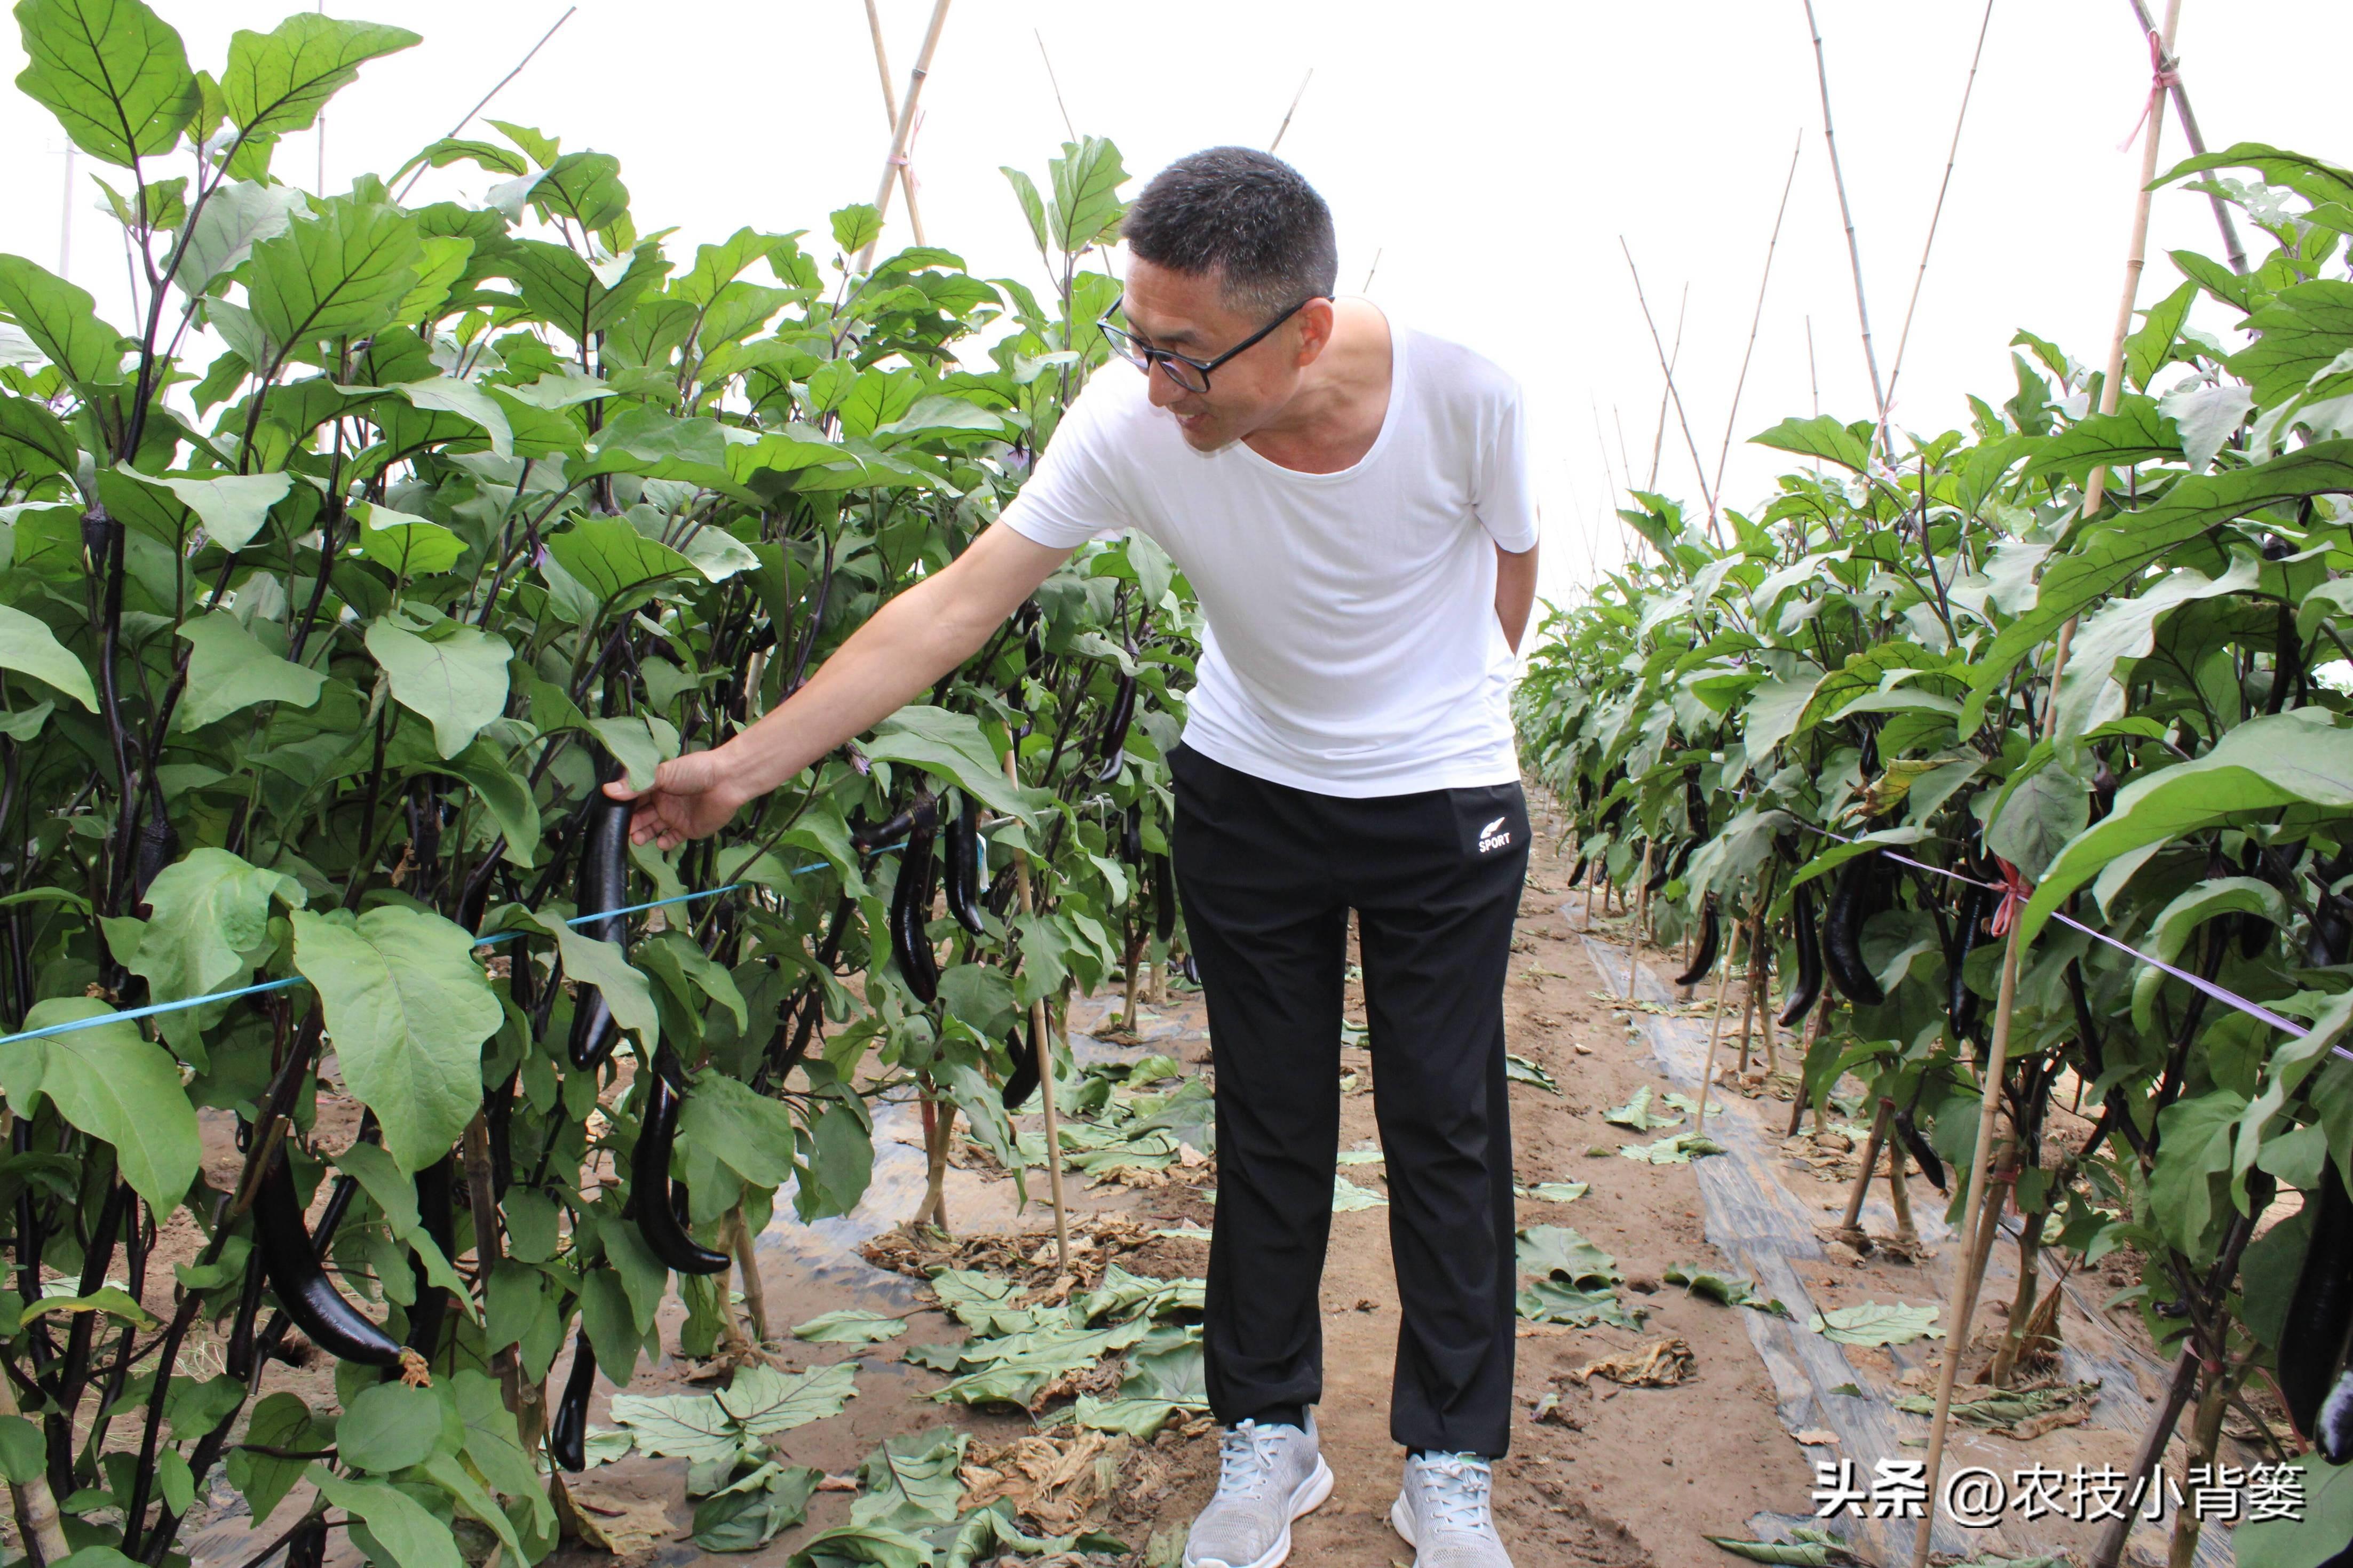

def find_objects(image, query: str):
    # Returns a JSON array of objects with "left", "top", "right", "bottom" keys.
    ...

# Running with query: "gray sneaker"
[
  {"left": 1390, "top": 1452, "right": 1512, "bottom": 1568},
  {"left": 1181, "top": 1414, "right": 1334, "bottom": 1568}
]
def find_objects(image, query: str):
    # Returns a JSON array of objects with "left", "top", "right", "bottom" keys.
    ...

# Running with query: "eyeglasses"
[{"left": 1097, "top": 295, "right": 1318, "bottom": 394}]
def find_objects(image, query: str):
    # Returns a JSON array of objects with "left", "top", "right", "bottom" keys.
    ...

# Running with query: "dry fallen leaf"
[
  {"left": 564, "top": 1492, "right": 671, "bottom": 1555},
  {"left": 1566, "top": 1336, "right": 1696, "bottom": 1388},
  {"left": 1793, "top": 1429, "right": 1840, "bottom": 1446}
]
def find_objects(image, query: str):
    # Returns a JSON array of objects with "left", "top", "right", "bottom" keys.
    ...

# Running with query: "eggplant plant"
[
  {"left": 0, "top": 1, "right": 1192, "bottom": 1561},
  {"left": 1517, "top": 141, "right": 2353, "bottom": 1568}
]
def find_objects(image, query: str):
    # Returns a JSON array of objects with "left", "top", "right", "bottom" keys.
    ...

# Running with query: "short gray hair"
[{"left": 1122, "top": 147, "right": 1338, "bottom": 317}]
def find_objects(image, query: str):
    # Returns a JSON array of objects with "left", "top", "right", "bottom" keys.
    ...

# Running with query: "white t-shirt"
[{"left": 999, "top": 317, "right": 1540, "bottom": 798}]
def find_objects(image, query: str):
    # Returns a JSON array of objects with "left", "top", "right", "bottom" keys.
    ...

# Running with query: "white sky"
[{"left": 4, "top": 0, "right": 2348, "bottom": 614}]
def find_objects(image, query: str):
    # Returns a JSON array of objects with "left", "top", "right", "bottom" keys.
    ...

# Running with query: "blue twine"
[{"left": 0, "top": 840, "right": 886, "bottom": 1052}]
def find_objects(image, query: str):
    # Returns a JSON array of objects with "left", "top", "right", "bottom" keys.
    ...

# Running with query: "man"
[{"left": 617, "top": 147, "right": 1539, "bottom": 1568}]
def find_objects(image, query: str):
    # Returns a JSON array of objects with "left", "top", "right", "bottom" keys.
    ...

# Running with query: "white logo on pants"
[{"left": 1477, "top": 816, "right": 1513, "bottom": 854}]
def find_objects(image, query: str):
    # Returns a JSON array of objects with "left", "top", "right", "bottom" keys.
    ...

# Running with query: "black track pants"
[{"left": 1169, "top": 744, "right": 1530, "bottom": 1458}]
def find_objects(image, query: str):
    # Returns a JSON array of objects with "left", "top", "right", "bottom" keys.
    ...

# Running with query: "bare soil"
[{"left": 165, "top": 788, "right": 2256, "bottom": 1568}]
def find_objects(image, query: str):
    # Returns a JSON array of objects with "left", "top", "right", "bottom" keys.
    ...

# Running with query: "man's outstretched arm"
[
  {"left": 611, "top": 522, "right": 1073, "bottom": 848},
  {"left": 1495, "top": 542, "right": 1539, "bottom": 653}
]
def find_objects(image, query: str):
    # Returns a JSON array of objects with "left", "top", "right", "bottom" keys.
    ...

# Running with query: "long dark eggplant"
[
  {"left": 2321, "top": 1368, "right": 2353, "bottom": 1465},
  {"left": 403, "top": 1154, "right": 456, "bottom": 1359},
  {"left": 1947, "top": 882, "right": 1989, "bottom": 1038},
  {"left": 253, "top": 1148, "right": 406, "bottom": 1369},
  {"left": 1153, "top": 853, "right": 1177, "bottom": 943},
  {"left": 567, "top": 753, "right": 634, "bottom": 1071},
  {"left": 1778, "top": 879, "right": 1824, "bottom": 1029},
  {"left": 549, "top": 1326, "right": 597, "bottom": 1471},
  {"left": 890, "top": 798, "right": 941, "bottom": 1004},
  {"left": 1645, "top": 842, "right": 1675, "bottom": 894},
  {"left": 1675, "top": 896, "right": 1720, "bottom": 986},
  {"left": 1893, "top": 1108, "right": 1948, "bottom": 1193},
  {"left": 2284, "top": 1160, "right": 2353, "bottom": 1439},
  {"left": 631, "top": 1046, "right": 731, "bottom": 1276},
  {"left": 1121, "top": 802, "right": 1144, "bottom": 866},
  {"left": 1001, "top": 1022, "right": 1040, "bottom": 1111},
  {"left": 1566, "top": 854, "right": 1590, "bottom": 886},
  {"left": 943, "top": 794, "right": 985, "bottom": 936},
  {"left": 1823, "top": 856, "right": 1885, "bottom": 1007},
  {"left": 851, "top": 801, "right": 919, "bottom": 853},
  {"left": 1093, "top": 665, "right": 1137, "bottom": 782}
]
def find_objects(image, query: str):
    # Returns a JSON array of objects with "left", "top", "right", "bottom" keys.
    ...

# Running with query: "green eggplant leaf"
[
  {"left": 13, "top": 0, "right": 198, "bottom": 165},
  {"left": 291, "top": 906, "right": 503, "bottom": 1171}
]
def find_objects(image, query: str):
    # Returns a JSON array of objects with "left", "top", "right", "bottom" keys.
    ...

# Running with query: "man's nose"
[{"left": 1145, "top": 369, "right": 1185, "bottom": 409}]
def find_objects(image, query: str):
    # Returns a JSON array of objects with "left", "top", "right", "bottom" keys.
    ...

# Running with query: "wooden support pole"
[
  {"left": 1691, "top": 949, "right": 1738, "bottom": 1131},
  {"left": 1007, "top": 749, "right": 1071, "bottom": 1271},
  {"left": 1834, "top": 1099, "right": 1890, "bottom": 1249},
  {"left": 857, "top": 0, "right": 952, "bottom": 273},
  {"left": 2081, "top": 0, "right": 2184, "bottom": 524},
  {"left": 860, "top": 0, "right": 925, "bottom": 244},
  {"left": 1912, "top": 13, "right": 2184, "bottom": 1564}
]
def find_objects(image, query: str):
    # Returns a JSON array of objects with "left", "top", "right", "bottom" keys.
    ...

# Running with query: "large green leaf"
[
  {"left": 219, "top": 12, "right": 418, "bottom": 141},
  {"left": 2017, "top": 709, "right": 2353, "bottom": 942},
  {"left": 1961, "top": 441, "right": 2353, "bottom": 733},
  {"left": 0, "top": 603, "right": 94, "bottom": 711},
  {"left": 144, "top": 470, "right": 290, "bottom": 553},
  {"left": 2021, "top": 395, "right": 2181, "bottom": 483},
  {"left": 2230, "top": 282, "right": 2353, "bottom": 408},
  {"left": 2161, "top": 141, "right": 2353, "bottom": 211},
  {"left": 0, "top": 253, "right": 125, "bottom": 387},
  {"left": 291, "top": 907, "right": 503, "bottom": 1171},
  {"left": 336, "top": 1381, "right": 441, "bottom": 1474},
  {"left": 313, "top": 1469, "right": 463, "bottom": 1568},
  {"left": 2233, "top": 1453, "right": 2353, "bottom": 1568},
  {"left": 865, "top": 706, "right": 1046, "bottom": 823},
  {"left": 2047, "top": 552, "right": 2257, "bottom": 752},
  {"left": 1749, "top": 415, "right": 1873, "bottom": 473},
  {"left": 169, "top": 178, "right": 302, "bottom": 297},
  {"left": 1045, "top": 137, "right": 1127, "bottom": 254},
  {"left": 0, "top": 998, "right": 197, "bottom": 1211},
  {"left": 244, "top": 201, "right": 423, "bottom": 356},
  {"left": 174, "top": 611, "right": 321, "bottom": 730},
  {"left": 364, "top": 619, "right": 510, "bottom": 759},
  {"left": 543, "top": 516, "right": 695, "bottom": 609},
  {"left": 127, "top": 848, "right": 303, "bottom": 1030},
  {"left": 2149, "top": 1090, "right": 2247, "bottom": 1253},
  {"left": 223, "top": 1394, "right": 314, "bottom": 1523},
  {"left": 525, "top": 908, "right": 656, "bottom": 1049},
  {"left": 679, "top": 1070, "right": 797, "bottom": 1190},
  {"left": 12, "top": 0, "right": 198, "bottom": 165}
]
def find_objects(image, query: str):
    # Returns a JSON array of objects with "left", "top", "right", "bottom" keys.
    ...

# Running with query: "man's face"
[{"left": 1118, "top": 258, "right": 1329, "bottom": 450}]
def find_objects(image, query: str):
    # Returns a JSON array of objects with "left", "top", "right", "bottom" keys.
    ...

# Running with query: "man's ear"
[{"left": 1292, "top": 297, "right": 1337, "bottom": 368}]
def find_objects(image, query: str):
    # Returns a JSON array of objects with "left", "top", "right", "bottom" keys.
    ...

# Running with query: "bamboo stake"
[
  {"left": 392, "top": 6, "right": 576, "bottom": 204},
  {"left": 1627, "top": 843, "right": 1654, "bottom": 999},
  {"left": 1884, "top": 1105, "right": 1919, "bottom": 1247},
  {"left": 2121, "top": 0, "right": 2248, "bottom": 273},
  {"left": 2080, "top": 0, "right": 2184, "bottom": 524},
  {"left": 1645, "top": 285, "right": 1687, "bottom": 492},
  {"left": 857, "top": 0, "right": 952, "bottom": 273},
  {"left": 862, "top": 0, "right": 925, "bottom": 244},
  {"left": 1267, "top": 69, "right": 1313, "bottom": 153},
  {"left": 1909, "top": 927, "right": 2022, "bottom": 1568},
  {"left": 1713, "top": 130, "right": 1805, "bottom": 502},
  {"left": 1621, "top": 248, "right": 1718, "bottom": 531},
  {"left": 1691, "top": 944, "right": 1738, "bottom": 1129},
  {"left": 1834, "top": 1099, "right": 1890, "bottom": 1248},
  {"left": 1032, "top": 30, "right": 1075, "bottom": 140},
  {"left": 1800, "top": 0, "right": 1888, "bottom": 443},
  {"left": 1911, "top": 18, "right": 2184, "bottom": 1561},
  {"left": 0, "top": 1368, "right": 69, "bottom": 1565},
  {"left": 1006, "top": 750, "right": 1071, "bottom": 1270},
  {"left": 1880, "top": 0, "right": 1998, "bottom": 421}
]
